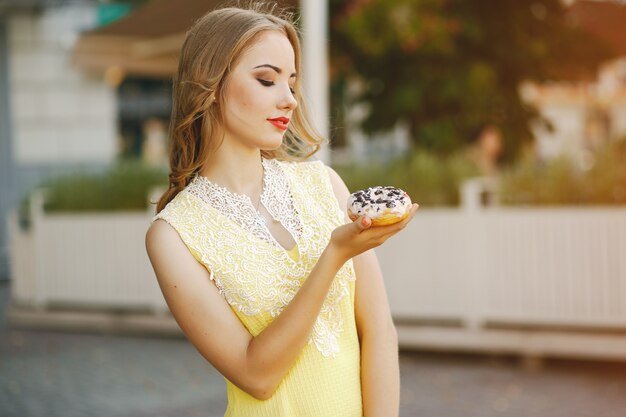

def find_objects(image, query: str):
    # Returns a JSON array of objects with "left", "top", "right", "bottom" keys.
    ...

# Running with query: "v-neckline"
[{"left": 191, "top": 158, "right": 302, "bottom": 257}]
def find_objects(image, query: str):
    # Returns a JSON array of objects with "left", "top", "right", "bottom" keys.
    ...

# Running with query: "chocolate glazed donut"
[{"left": 347, "top": 186, "right": 412, "bottom": 226}]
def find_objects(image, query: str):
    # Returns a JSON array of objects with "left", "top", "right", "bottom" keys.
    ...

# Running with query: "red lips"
[{"left": 267, "top": 116, "right": 289, "bottom": 130}]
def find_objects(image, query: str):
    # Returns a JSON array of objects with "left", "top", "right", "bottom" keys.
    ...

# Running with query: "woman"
[{"left": 145, "top": 4, "right": 418, "bottom": 416}]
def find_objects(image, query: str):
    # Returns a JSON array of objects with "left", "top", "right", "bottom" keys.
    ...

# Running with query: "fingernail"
[{"left": 361, "top": 217, "right": 368, "bottom": 226}]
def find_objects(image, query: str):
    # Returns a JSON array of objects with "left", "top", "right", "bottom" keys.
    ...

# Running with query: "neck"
[{"left": 199, "top": 145, "right": 264, "bottom": 197}]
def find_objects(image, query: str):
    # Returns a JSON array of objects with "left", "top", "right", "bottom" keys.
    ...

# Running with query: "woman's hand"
[{"left": 328, "top": 203, "right": 419, "bottom": 263}]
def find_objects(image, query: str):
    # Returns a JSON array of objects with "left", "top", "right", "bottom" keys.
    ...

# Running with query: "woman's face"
[{"left": 220, "top": 30, "right": 298, "bottom": 151}]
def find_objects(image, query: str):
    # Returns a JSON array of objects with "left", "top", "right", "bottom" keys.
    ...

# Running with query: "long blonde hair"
[{"left": 155, "top": 2, "right": 326, "bottom": 214}]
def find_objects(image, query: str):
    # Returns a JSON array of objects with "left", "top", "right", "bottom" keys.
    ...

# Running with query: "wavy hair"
[{"left": 155, "top": 2, "right": 326, "bottom": 214}]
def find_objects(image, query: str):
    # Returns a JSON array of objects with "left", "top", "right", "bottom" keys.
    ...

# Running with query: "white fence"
[
  {"left": 7, "top": 190, "right": 626, "bottom": 359},
  {"left": 379, "top": 207, "right": 626, "bottom": 328},
  {"left": 376, "top": 206, "right": 626, "bottom": 360},
  {"left": 8, "top": 191, "right": 166, "bottom": 312}
]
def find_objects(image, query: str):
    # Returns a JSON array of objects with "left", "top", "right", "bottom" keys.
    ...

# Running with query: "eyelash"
[{"left": 257, "top": 79, "right": 296, "bottom": 95}]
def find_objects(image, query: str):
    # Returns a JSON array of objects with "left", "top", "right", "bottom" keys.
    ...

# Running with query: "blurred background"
[{"left": 1, "top": 0, "right": 626, "bottom": 416}]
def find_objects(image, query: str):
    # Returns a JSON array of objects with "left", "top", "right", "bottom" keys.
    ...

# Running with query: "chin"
[{"left": 260, "top": 137, "right": 284, "bottom": 150}]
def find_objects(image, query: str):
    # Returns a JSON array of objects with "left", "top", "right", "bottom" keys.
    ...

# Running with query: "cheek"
[
  {"left": 228, "top": 84, "right": 249, "bottom": 112},
  {"left": 229, "top": 81, "right": 265, "bottom": 114}
]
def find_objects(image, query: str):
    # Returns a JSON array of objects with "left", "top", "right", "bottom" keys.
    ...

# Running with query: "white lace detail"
[
  {"left": 152, "top": 158, "right": 356, "bottom": 358},
  {"left": 187, "top": 158, "right": 303, "bottom": 252}
]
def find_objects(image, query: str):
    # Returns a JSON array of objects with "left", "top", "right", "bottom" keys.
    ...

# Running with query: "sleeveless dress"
[{"left": 150, "top": 157, "right": 363, "bottom": 417}]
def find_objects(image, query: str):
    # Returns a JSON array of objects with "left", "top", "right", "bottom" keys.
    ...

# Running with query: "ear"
[{"left": 211, "top": 91, "right": 219, "bottom": 106}]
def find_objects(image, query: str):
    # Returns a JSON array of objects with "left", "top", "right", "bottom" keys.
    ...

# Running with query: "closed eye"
[{"left": 257, "top": 79, "right": 296, "bottom": 95}]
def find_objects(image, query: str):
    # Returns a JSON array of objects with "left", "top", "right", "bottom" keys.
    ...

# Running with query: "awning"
[{"left": 72, "top": 0, "right": 298, "bottom": 79}]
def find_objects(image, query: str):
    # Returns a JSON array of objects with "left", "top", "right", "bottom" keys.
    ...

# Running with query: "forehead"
[{"left": 237, "top": 30, "right": 296, "bottom": 72}]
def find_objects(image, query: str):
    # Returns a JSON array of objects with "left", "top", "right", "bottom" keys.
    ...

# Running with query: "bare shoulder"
[
  {"left": 145, "top": 218, "right": 205, "bottom": 288},
  {"left": 145, "top": 218, "right": 190, "bottom": 266},
  {"left": 146, "top": 214, "right": 186, "bottom": 242},
  {"left": 145, "top": 218, "right": 177, "bottom": 249}
]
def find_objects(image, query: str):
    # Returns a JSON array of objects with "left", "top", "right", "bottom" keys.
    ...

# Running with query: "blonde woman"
[{"left": 145, "top": 3, "right": 418, "bottom": 416}]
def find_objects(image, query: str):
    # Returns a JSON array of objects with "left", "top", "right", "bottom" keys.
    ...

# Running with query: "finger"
[
  {"left": 356, "top": 215, "right": 371, "bottom": 230},
  {"left": 376, "top": 204, "right": 419, "bottom": 230},
  {"left": 397, "top": 203, "right": 419, "bottom": 222},
  {"left": 407, "top": 203, "right": 419, "bottom": 219},
  {"left": 369, "top": 204, "right": 419, "bottom": 238},
  {"left": 394, "top": 204, "right": 419, "bottom": 228}
]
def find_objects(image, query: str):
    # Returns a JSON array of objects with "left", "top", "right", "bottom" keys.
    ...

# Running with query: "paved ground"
[{"left": 1, "top": 281, "right": 626, "bottom": 417}]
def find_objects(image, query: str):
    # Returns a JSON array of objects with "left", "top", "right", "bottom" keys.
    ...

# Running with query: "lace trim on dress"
[
  {"left": 154, "top": 158, "right": 356, "bottom": 358},
  {"left": 187, "top": 157, "right": 303, "bottom": 252}
]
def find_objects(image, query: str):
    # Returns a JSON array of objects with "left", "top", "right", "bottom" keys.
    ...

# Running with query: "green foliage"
[
  {"left": 498, "top": 139, "right": 626, "bottom": 205},
  {"left": 334, "top": 139, "right": 626, "bottom": 207},
  {"left": 333, "top": 148, "right": 481, "bottom": 206},
  {"left": 329, "top": 0, "right": 613, "bottom": 162},
  {"left": 24, "top": 160, "right": 168, "bottom": 213},
  {"left": 21, "top": 140, "right": 626, "bottom": 214}
]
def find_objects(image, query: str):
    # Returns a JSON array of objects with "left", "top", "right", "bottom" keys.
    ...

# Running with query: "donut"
[{"left": 347, "top": 186, "right": 412, "bottom": 226}]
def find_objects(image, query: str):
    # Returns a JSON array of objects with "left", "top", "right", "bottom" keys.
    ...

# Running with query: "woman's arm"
[
  {"left": 325, "top": 166, "right": 401, "bottom": 417},
  {"left": 146, "top": 220, "right": 345, "bottom": 401},
  {"left": 146, "top": 171, "right": 414, "bottom": 402},
  {"left": 353, "top": 249, "right": 400, "bottom": 417}
]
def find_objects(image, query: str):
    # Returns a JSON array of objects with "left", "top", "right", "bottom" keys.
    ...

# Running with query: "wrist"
[{"left": 322, "top": 242, "right": 347, "bottom": 270}]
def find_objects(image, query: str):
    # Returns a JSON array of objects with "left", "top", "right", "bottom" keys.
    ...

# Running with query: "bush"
[
  {"left": 22, "top": 160, "right": 168, "bottom": 213},
  {"left": 333, "top": 149, "right": 481, "bottom": 206},
  {"left": 498, "top": 139, "right": 626, "bottom": 206},
  {"left": 23, "top": 138, "right": 624, "bottom": 214}
]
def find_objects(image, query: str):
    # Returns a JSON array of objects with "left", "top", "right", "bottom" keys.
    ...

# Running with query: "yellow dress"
[{"left": 151, "top": 157, "right": 363, "bottom": 417}]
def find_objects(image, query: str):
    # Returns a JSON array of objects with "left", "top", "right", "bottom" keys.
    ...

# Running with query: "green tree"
[{"left": 329, "top": 0, "right": 613, "bottom": 162}]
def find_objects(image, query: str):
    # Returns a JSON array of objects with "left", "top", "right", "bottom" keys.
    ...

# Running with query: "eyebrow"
[{"left": 253, "top": 64, "right": 297, "bottom": 78}]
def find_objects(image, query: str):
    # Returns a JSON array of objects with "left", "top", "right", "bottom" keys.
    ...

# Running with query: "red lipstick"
[{"left": 267, "top": 116, "right": 289, "bottom": 131}]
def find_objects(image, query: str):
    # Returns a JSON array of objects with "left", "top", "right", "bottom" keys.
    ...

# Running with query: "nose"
[{"left": 279, "top": 85, "right": 298, "bottom": 111}]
